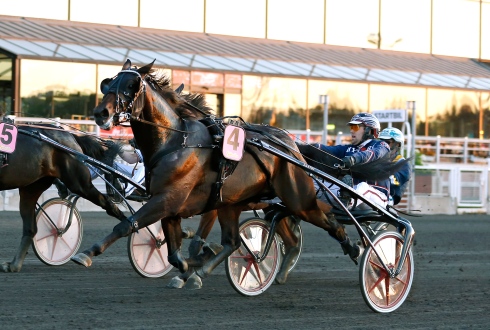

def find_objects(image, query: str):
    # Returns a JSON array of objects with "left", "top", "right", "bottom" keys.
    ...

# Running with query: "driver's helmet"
[
  {"left": 347, "top": 113, "right": 381, "bottom": 138},
  {"left": 379, "top": 127, "right": 404, "bottom": 149}
]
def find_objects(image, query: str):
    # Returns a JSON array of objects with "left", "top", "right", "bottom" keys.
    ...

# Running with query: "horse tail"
[
  {"left": 296, "top": 142, "right": 412, "bottom": 181},
  {"left": 355, "top": 155, "right": 412, "bottom": 181},
  {"left": 73, "top": 135, "right": 122, "bottom": 166}
]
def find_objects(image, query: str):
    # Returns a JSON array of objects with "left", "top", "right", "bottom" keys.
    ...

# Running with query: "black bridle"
[{"left": 102, "top": 69, "right": 147, "bottom": 125}]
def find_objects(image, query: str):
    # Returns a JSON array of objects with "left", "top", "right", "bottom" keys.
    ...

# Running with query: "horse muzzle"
[{"left": 94, "top": 114, "right": 114, "bottom": 130}]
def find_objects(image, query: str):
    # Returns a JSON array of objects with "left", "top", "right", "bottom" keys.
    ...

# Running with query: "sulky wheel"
[
  {"left": 127, "top": 220, "right": 173, "bottom": 278},
  {"left": 33, "top": 197, "right": 83, "bottom": 266},
  {"left": 225, "top": 218, "right": 281, "bottom": 296},
  {"left": 359, "top": 231, "right": 414, "bottom": 313},
  {"left": 366, "top": 222, "right": 397, "bottom": 238}
]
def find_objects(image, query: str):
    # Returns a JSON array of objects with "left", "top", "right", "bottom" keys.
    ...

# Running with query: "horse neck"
[
  {"left": 132, "top": 89, "right": 185, "bottom": 159},
  {"left": 144, "top": 87, "right": 182, "bottom": 129}
]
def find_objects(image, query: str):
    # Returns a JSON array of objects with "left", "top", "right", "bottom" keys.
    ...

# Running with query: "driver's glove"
[{"left": 342, "top": 156, "right": 355, "bottom": 168}]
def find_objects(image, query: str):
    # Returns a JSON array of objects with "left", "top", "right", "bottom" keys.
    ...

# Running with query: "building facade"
[{"left": 1, "top": 0, "right": 490, "bottom": 140}]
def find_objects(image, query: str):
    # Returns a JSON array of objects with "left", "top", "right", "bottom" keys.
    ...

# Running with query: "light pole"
[
  {"left": 320, "top": 95, "right": 329, "bottom": 145},
  {"left": 406, "top": 101, "right": 416, "bottom": 161},
  {"left": 406, "top": 100, "right": 416, "bottom": 212}
]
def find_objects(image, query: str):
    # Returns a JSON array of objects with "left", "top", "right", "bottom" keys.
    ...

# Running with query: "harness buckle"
[{"left": 119, "top": 112, "right": 131, "bottom": 123}]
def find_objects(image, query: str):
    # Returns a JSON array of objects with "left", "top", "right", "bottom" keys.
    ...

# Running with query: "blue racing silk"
[
  {"left": 315, "top": 139, "right": 391, "bottom": 197},
  {"left": 390, "top": 154, "right": 411, "bottom": 205}
]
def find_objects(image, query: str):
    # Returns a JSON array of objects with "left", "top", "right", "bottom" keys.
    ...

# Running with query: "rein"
[
  {"left": 129, "top": 115, "right": 200, "bottom": 134},
  {"left": 104, "top": 67, "right": 345, "bottom": 194}
]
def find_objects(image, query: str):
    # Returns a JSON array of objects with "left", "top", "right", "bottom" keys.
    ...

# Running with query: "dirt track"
[{"left": 0, "top": 211, "right": 489, "bottom": 329}]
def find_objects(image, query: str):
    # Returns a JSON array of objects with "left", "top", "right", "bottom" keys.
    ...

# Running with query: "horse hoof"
[
  {"left": 71, "top": 253, "right": 92, "bottom": 267},
  {"left": 275, "top": 272, "right": 287, "bottom": 284},
  {"left": 275, "top": 246, "right": 300, "bottom": 284},
  {"left": 202, "top": 242, "right": 224, "bottom": 255},
  {"left": 166, "top": 276, "right": 185, "bottom": 289},
  {"left": 1, "top": 262, "right": 11, "bottom": 273},
  {"left": 185, "top": 273, "right": 202, "bottom": 290},
  {"left": 181, "top": 227, "right": 195, "bottom": 239},
  {"left": 195, "top": 268, "right": 207, "bottom": 279}
]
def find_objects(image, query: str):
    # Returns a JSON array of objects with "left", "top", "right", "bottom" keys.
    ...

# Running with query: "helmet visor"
[{"left": 349, "top": 124, "right": 363, "bottom": 132}]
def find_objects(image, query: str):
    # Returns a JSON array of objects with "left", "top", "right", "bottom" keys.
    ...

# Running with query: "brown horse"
[
  {"left": 76, "top": 58, "right": 390, "bottom": 286},
  {"left": 0, "top": 123, "right": 126, "bottom": 272},
  {"left": 171, "top": 141, "right": 407, "bottom": 288}
]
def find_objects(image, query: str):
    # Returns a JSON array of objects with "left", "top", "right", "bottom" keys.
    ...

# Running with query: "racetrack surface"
[{"left": 0, "top": 211, "right": 488, "bottom": 329}]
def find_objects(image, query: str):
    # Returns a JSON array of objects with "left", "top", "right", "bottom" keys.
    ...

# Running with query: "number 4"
[{"left": 226, "top": 127, "right": 240, "bottom": 150}]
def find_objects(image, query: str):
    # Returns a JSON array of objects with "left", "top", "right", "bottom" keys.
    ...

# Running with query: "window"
[
  {"left": 380, "top": 0, "right": 431, "bottom": 53},
  {"left": 70, "top": 0, "right": 138, "bottom": 26},
  {"left": 20, "top": 60, "right": 96, "bottom": 119},
  {"left": 426, "top": 89, "right": 480, "bottom": 137},
  {"left": 325, "top": 0, "right": 379, "bottom": 48},
  {"left": 0, "top": 57, "right": 13, "bottom": 115},
  {"left": 242, "top": 75, "right": 307, "bottom": 130},
  {"left": 432, "top": 0, "right": 480, "bottom": 58},
  {"left": 481, "top": 2, "right": 490, "bottom": 60},
  {"left": 0, "top": 0, "right": 68, "bottom": 20},
  {"left": 140, "top": 0, "right": 204, "bottom": 32},
  {"left": 308, "top": 80, "right": 368, "bottom": 133},
  {"left": 369, "top": 84, "right": 426, "bottom": 135},
  {"left": 205, "top": 0, "right": 266, "bottom": 38},
  {"left": 267, "top": 0, "right": 324, "bottom": 43}
]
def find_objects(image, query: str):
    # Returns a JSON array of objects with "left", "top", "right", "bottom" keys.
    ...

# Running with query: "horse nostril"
[{"left": 97, "top": 108, "right": 109, "bottom": 119}]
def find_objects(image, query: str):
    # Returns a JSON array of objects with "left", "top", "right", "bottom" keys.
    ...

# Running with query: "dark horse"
[
  {"left": 77, "top": 59, "right": 402, "bottom": 286},
  {"left": 170, "top": 141, "right": 406, "bottom": 288},
  {"left": 0, "top": 123, "right": 127, "bottom": 272}
]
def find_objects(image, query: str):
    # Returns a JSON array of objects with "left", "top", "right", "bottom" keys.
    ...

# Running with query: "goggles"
[{"left": 349, "top": 124, "right": 364, "bottom": 132}]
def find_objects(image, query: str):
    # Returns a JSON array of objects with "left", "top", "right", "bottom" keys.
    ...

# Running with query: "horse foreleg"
[
  {"left": 168, "top": 210, "right": 219, "bottom": 289},
  {"left": 1, "top": 236, "right": 33, "bottom": 273},
  {"left": 195, "top": 206, "right": 241, "bottom": 279},
  {"left": 63, "top": 171, "right": 127, "bottom": 222},
  {"left": 188, "top": 209, "right": 217, "bottom": 257},
  {"left": 274, "top": 216, "right": 300, "bottom": 284},
  {"left": 71, "top": 216, "right": 134, "bottom": 267},
  {"left": 2, "top": 181, "right": 51, "bottom": 273},
  {"left": 160, "top": 216, "right": 188, "bottom": 273}
]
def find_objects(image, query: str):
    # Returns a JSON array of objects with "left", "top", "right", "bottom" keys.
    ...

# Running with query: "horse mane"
[
  {"left": 146, "top": 69, "right": 214, "bottom": 119},
  {"left": 297, "top": 143, "right": 411, "bottom": 181},
  {"left": 73, "top": 135, "right": 121, "bottom": 166}
]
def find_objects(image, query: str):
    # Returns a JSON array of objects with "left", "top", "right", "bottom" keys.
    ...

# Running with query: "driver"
[
  {"left": 378, "top": 127, "right": 411, "bottom": 206},
  {"left": 114, "top": 138, "right": 145, "bottom": 196},
  {"left": 314, "top": 112, "right": 391, "bottom": 211}
]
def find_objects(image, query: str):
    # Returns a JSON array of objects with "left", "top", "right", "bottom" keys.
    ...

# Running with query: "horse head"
[{"left": 94, "top": 59, "right": 155, "bottom": 130}]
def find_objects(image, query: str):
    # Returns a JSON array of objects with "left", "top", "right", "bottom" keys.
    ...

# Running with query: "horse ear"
[
  {"left": 100, "top": 78, "right": 112, "bottom": 94},
  {"left": 122, "top": 59, "right": 132, "bottom": 70},
  {"left": 137, "top": 59, "right": 155, "bottom": 76},
  {"left": 174, "top": 83, "right": 185, "bottom": 94}
]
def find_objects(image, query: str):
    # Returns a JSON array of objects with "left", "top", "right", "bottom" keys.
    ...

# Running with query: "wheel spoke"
[
  {"left": 132, "top": 242, "right": 152, "bottom": 247},
  {"left": 156, "top": 247, "right": 169, "bottom": 268},
  {"left": 384, "top": 277, "right": 391, "bottom": 306},
  {"left": 252, "top": 261, "right": 263, "bottom": 284},
  {"left": 49, "top": 235, "right": 59, "bottom": 259},
  {"left": 35, "top": 230, "right": 57, "bottom": 242},
  {"left": 239, "top": 259, "right": 255, "bottom": 285},
  {"left": 368, "top": 258, "right": 389, "bottom": 294},
  {"left": 58, "top": 235, "right": 74, "bottom": 250},
  {"left": 142, "top": 245, "right": 157, "bottom": 270}
]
